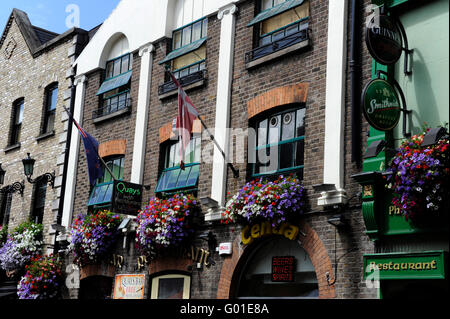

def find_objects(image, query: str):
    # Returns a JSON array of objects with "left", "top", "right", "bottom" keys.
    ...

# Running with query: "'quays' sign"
[
  {"left": 241, "top": 222, "right": 300, "bottom": 245},
  {"left": 112, "top": 181, "right": 143, "bottom": 216}
]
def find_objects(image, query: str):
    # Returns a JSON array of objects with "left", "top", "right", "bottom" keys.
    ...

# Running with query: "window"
[
  {"left": 158, "top": 18, "right": 208, "bottom": 95},
  {"left": 31, "top": 178, "right": 47, "bottom": 224},
  {"left": 150, "top": 274, "right": 191, "bottom": 299},
  {"left": 155, "top": 136, "right": 201, "bottom": 194},
  {"left": 246, "top": 0, "right": 310, "bottom": 64},
  {"left": 9, "top": 99, "right": 24, "bottom": 146},
  {"left": 87, "top": 156, "right": 124, "bottom": 208},
  {"left": 42, "top": 83, "right": 58, "bottom": 134},
  {"left": 95, "top": 53, "right": 133, "bottom": 119},
  {"left": 253, "top": 105, "right": 305, "bottom": 179},
  {"left": 0, "top": 192, "right": 12, "bottom": 228}
]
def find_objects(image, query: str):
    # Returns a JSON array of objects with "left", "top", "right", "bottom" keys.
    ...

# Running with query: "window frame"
[
  {"left": 105, "top": 53, "right": 133, "bottom": 80},
  {"left": 42, "top": 83, "right": 58, "bottom": 135},
  {"left": 9, "top": 98, "right": 24, "bottom": 146},
  {"left": 31, "top": 177, "right": 47, "bottom": 224},
  {"left": 150, "top": 274, "right": 191, "bottom": 299},
  {"left": 251, "top": 105, "right": 306, "bottom": 178},
  {"left": 87, "top": 155, "right": 125, "bottom": 209},
  {"left": 155, "top": 136, "right": 201, "bottom": 194}
]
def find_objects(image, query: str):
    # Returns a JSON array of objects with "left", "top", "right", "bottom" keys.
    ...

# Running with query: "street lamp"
[
  {"left": 22, "top": 153, "right": 55, "bottom": 188},
  {"left": 0, "top": 163, "right": 25, "bottom": 196}
]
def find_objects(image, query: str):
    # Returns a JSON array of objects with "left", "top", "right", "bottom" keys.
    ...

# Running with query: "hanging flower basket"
[
  {"left": 0, "top": 221, "right": 43, "bottom": 275},
  {"left": 135, "top": 193, "right": 200, "bottom": 257},
  {"left": 69, "top": 210, "right": 122, "bottom": 267},
  {"left": 222, "top": 175, "right": 307, "bottom": 227},
  {"left": 17, "top": 254, "right": 64, "bottom": 299},
  {"left": 385, "top": 128, "right": 449, "bottom": 222}
]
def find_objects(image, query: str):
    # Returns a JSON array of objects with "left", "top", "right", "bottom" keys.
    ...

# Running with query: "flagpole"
[
  {"left": 62, "top": 105, "right": 118, "bottom": 181},
  {"left": 164, "top": 67, "right": 239, "bottom": 178}
]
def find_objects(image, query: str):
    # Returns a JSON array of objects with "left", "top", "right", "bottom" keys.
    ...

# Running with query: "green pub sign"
[
  {"left": 362, "top": 78, "right": 401, "bottom": 132},
  {"left": 363, "top": 251, "right": 447, "bottom": 280}
]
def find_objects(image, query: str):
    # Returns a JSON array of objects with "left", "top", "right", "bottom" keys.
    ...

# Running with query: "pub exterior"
[
  {"left": 0, "top": 0, "right": 447, "bottom": 301},
  {"left": 59, "top": 0, "right": 379, "bottom": 300},
  {"left": 353, "top": 0, "right": 449, "bottom": 299}
]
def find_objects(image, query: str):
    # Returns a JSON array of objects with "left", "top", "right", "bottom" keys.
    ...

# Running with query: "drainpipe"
[
  {"left": 57, "top": 73, "right": 76, "bottom": 226},
  {"left": 350, "top": 0, "right": 362, "bottom": 167}
]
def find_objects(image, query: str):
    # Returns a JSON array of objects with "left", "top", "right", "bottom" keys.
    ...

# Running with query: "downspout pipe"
[
  {"left": 350, "top": 0, "right": 362, "bottom": 167},
  {"left": 57, "top": 73, "right": 76, "bottom": 226}
]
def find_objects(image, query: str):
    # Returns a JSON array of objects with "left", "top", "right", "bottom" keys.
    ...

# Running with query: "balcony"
[
  {"left": 158, "top": 70, "right": 207, "bottom": 99},
  {"left": 92, "top": 97, "right": 132, "bottom": 124},
  {"left": 245, "top": 21, "right": 310, "bottom": 69}
]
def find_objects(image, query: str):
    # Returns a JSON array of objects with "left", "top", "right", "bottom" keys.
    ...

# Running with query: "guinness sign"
[{"left": 366, "top": 14, "right": 403, "bottom": 65}]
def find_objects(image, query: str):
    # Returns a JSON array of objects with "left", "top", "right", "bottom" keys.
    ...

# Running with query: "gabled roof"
[{"left": 0, "top": 8, "right": 88, "bottom": 58}]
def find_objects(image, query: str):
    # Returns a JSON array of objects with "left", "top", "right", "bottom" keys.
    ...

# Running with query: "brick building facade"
[{"left": 61, "top": 0, "right": 380, "bottom": 299}]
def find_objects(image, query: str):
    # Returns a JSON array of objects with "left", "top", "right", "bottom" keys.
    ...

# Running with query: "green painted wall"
[{"left": 394, "top": 0, "right": 449, "bottom": 144}]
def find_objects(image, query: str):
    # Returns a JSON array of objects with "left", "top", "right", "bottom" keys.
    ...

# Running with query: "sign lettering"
[
  {"left": 112, "top": 180, "right": 143, "bottom": 216},
  {"left": 241, "top": 222, "right": 300, "bottom": 245}
]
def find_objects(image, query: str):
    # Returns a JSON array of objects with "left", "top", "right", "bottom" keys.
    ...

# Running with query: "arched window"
[
  {"left": 252, "top": 104, "right": 305, "bottom": 179},
  {"left": 95, "top": 35, "right": 132, "bottom": 120},
  {"left": 233, "top": 236, "right": 318, "bottom": 298}
]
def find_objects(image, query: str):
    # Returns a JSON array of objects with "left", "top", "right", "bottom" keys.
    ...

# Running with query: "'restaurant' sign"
[
  {"left": 272, "top": 256, "right": 296, "bottom": 282},
  {"left": 111, "top": 180, "right": 143, "bottom": 216},
  {"left": 365, "top": 14, "right": 403, "bottom": 65},
  {"left": 362, "top": 78, "right": 401, "bottom": 131}
]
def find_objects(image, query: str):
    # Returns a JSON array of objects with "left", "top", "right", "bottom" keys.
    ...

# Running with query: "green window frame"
[
  {"left": 87, "top": 156, "right": 124, "bottom": 208},
  {"left": 105, "top": 53, "right": 133, "bottom": 80},
  {"left": 252, "top": 106, "right": 306, "bottom": 178},
  {"left": 156, "top": 136, "right": 201, "bottom": 194}
]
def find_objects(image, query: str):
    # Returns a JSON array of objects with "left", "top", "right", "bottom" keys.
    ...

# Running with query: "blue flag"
[{"left": 73, "top": 119, "right": 104, "bottom": 186}]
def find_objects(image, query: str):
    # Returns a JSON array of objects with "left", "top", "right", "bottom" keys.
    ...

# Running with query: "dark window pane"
[
  {"left": 295, "top": 139, "right": 305, "bottom": 167},
  {"left": 173, "top": 30, "right": 182, "bottom": 50},
  {"left": 45, "top": 112, "right": 55, "bottom": 133},
  {"left": 279, "top": 142, "right": 294, "bottom": 169},
  {"left": 158, "top": 278, "right": 185, "bottom": 299},
  {"left": 48, "top": 87, "right": 58, "bottom": 111}
]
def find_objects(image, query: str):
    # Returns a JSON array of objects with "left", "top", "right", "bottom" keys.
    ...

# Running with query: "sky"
[{"left": 0, "top": 0, "right": 122, "bottom": 34}]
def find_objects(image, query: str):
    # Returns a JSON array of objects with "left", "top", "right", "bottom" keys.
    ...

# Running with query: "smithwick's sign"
[
  {"left": 362, "top": 78, "right": 401, "bottom": 132},
  {"left": 112, "top": 180, "right": 143, "bottom": 216},
  {"left": 363, "top": 251, "right": 447, "bottom": 280}
]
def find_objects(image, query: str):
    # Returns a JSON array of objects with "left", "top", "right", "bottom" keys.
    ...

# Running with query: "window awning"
[
  {"left": 159, "top": 38, "right": 207, "bottom": 65},
  {"left": 247, "top": 0, "right": 306, "bottom": 27},
  {"left": 96, "top": 71, "right": 132, "bottom": 96},
  {"left": 155, "top": 164, "right": 200, "bottom": 193},
  {"left": 87, "top": 181, "right": 114, "bottom": 206}
]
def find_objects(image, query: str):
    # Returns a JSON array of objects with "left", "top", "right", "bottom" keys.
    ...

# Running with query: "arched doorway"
[{"left": 231, "top": 236, "right": 318, "bottom": 299}]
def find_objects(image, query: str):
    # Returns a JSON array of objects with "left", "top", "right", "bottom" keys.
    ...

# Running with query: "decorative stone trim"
[
  {"left": 98, "top": 139, "right": 127, "bottom": 158},
  {"left": 247, "top": 83, "right": 309, "bottom": 119}
]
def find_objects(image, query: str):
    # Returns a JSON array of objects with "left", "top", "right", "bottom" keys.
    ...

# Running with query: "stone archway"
[{"left": 216, "top": 220, "right": 335, "bottom": 299}]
